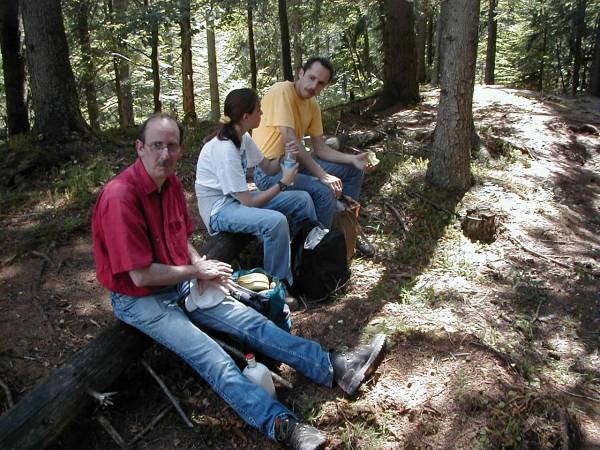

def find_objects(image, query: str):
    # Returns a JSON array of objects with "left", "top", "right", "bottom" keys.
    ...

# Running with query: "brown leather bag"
[{"left": 331, "top": 195, "right": 362, "bottom": 260}]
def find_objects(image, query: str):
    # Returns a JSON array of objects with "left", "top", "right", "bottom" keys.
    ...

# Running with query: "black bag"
[{"left": 290, "top": 222, "right": 351, "bottom": 302}]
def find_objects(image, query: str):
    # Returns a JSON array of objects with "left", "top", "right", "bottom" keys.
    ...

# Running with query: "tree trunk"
[
  {"left": 289, "top": 0, "right": 302, "bottom": 77},
  {"left": 416, "top": 9, "right": 427, "bottom": 83},
  {"left": 431, "top": 5, "right": 443, "bottom": 87},
  {"left": 591, "top": 12, "right": 600, "bottom": 97},
  {"left": 112, "top": 0, "right": 134, "bottom": 127},
  {"left": 313, "top": 0, "right": 322, "bottom": 54},
  {"left": 278, "top": 0, "right": 293, "bottom": 81},
  {"left": 206, "top": 15, "right": 220, "bottom": 121},
  {"left": 572, "top": 0, "right": 587, "bottom": 95},
  {"left": 247, "top": 2, "right": 257, "bottom": 90},
  {"left": 145, "top": 0, "right": 161, "bottom": 112},
  {"left": 426, "top": 8, "right": 434, "bottom": 69},
  {"left": 372, "top": 0, "right": 419, "bottom": 110},
  {"left": 362, "top": 19, "right": 372, "bottom": 79},
  {"left": 75, "top": 0, "right": 100, "bottom": 130},
  {"left": 538, "top": 17, "right": 547, "bottom": 92},
  {"left": 426, "top": 0, "right": 480, "bottom": 192},
  {"left": 180, "top": 0, "right": 196, "bottom": 124},
  {"left": 0, "top": 0, "right": 29, "bottom": 137},
  {"left": 0, "top": 233, "right": 252, "bottom": 450},
  {"left": 20, "top": 0, "right": 91, "bottom": 143},
  {"left": 484, "top": 0, "right": 497, "bottom": 85}
]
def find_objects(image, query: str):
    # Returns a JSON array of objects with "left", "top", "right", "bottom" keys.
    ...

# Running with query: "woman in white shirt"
[{"left": 195, "top": 88, "right": 317, "bottom": 284}]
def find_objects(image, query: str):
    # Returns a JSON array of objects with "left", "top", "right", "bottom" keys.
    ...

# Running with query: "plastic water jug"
[{"left": 242, "top": 353, "right": 276, "bottom": 399}]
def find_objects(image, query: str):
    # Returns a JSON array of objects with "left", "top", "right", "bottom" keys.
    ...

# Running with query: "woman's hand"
[{"left": 280, "top": 162, "right": 298, "bottom": 186}]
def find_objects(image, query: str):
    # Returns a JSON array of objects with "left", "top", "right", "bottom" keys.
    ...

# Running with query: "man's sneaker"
[
  {"left": 331, "top": 333, "right": 386, "bottom": 396},
  {"left": 275, "top": 417, "right": 327, "bottom": 450},
  {"left": 356, "top": 239, "right": 376, "bottom": 258}
]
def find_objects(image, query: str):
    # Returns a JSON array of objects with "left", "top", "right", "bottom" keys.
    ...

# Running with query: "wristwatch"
[{"left": 277, "top": 180, "right": 289, "bottom": 192}]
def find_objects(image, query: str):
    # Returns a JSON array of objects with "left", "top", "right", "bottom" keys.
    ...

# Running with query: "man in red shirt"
[{"left": 92, "top": 113, "right": 385, "bottom": 450}]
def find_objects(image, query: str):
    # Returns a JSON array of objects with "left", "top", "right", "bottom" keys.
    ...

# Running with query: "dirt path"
[{"left": 1, "top": 86, "right": 599, "bottom": 449}]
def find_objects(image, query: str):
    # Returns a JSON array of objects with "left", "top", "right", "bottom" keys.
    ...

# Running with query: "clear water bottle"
[
  {"left": 283, "top": 148, "right": 296, "bottom": 169},
  {"left": 242, "top": 353, "right": 277, "bottom": 399}
]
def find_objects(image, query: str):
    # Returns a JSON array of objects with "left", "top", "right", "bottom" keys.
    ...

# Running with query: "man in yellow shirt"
[{"left": 252, "top": 57, "right": 375, "bottom": 249}]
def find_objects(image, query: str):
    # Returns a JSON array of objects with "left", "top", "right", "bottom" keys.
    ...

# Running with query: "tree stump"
[{"left": 460, "top": 209, "right": 497, "bottom": 243}]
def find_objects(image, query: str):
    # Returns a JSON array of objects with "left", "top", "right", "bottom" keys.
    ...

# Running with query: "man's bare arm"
[
  {"left": 279, "top": 127, "right": 327, "bottom": 178},
  {"left": 129, "top": 262, "right": 200, "bottom": 287},
  {"left": 278, "top": 126, "right": 343, "bottom": 197},
  {"left": 311, "top": 135, "right": 372, "bottom": 171},
  {"left": 129, "top": 242, "right": 233, "bottom": 288}
]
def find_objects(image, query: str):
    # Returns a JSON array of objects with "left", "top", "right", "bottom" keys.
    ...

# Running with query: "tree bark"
[
  {"left": 484, "top": 0, "right": 497, "bottom": 85},
  {"left": 538, "top": 16, "right": 547, "bottom": 92},
  {"left": 431, "top": 4, "right": 443, "bottom": 87},
  {"left": 591, "top": 12, "right": 600, "bottom": 97},
  {"left": 206, "top": 14, "right": 220, "bottom": 121},
  {"left": 0, "top": 0, "right": 29, "bottom": 137},
  {"left": 278, "top": 0, "right": 293, "bottom": 81},
  {"left": 145, "top": 0, "right": 161, "bottom": 112},
  {"left": 247, "top": 1, "right": 257, "bottom": 90},
  {"left": 180, "top": 0, "right": 196, "bottom": 124},
  {"left": 313, "top": 0, "right": 322, "bottom": 54},
  {"left": 426, "top": 0, "right": 480, "bottom": 192},
  {"left": 426, "top": 7, "right": 434, "bottom": 69},
  {"left": 112, "top": 0, "right": 134, "bottom": 127},
  {"left": 571, "top": 0, "right": 587, "bottom": 95},
  {"left": 75, "top": 0, "right": 100, "bottom": 130},
  {"left": 372, "top": 0, "right": 419, "bottom": 110},
  {"left": 0, "top": 232, "right": 252, "bottom": 450},
  {"left": 362, "top": 18, "right": 372, "bottom": 79},
  {"left": 289, "top": 0, "right": 302, "bottom": 77},
  {"left": 20, "top": 0, "right": 91, "bottom": 143},
  {"left": 415, "top": 8, "right": 427, "bottom": 83}
]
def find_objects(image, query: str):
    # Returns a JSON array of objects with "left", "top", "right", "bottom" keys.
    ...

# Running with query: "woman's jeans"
[
  {"left": 210, "top": 191, "right": 317, "bottom": 284},
  {"left": 111, "top": 282, "right": 333, "bottom": 440},
  {"left": 254, "top": 157, "right": 364, "bottom": 228}
]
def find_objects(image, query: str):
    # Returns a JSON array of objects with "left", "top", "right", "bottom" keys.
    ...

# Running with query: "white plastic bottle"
[{"left": 242, "top": 353, "right": 277, "bottom": 399}]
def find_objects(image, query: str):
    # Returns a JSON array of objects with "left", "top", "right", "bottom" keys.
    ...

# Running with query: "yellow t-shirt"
[{"left": 253, "top": 81, "right": 324, "bottom": 159}]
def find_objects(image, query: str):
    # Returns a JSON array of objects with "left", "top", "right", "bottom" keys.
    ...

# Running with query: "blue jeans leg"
[
  {"left": 111, "top": 284, "right": 297, "bottom": 441},
  {"left": 210, "top": 196, "right": 311, "bottom": 284},
  {"left": 262, "top": 190, "right": 318, "bottom": 235},
  {"left": 255, "top": 166, "right": 335, "bottom": 228},
  {"left": 312, "top": 157, "right": 364, "bottom": 201},
  {"left": 188, "top": 297, "right": 333, "bottom": 386}
]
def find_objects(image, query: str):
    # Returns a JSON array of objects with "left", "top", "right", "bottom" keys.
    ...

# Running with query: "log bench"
[{"left": 0, "top": 232, "right": 254, "bottom": 450}]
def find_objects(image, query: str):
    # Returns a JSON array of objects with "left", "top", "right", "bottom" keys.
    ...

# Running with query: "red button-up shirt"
[{"left": 92, "top": 158, "right": 195, "bottom": 297}]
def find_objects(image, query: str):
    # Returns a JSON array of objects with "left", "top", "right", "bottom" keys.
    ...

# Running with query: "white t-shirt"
[{"left": 195, "top": 133, "right": 264, "bottom": 235}]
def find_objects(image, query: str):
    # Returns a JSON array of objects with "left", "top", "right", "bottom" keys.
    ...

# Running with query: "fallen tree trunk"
[{"left": 0, "top": 233, "right": 253, "bottom": 450}]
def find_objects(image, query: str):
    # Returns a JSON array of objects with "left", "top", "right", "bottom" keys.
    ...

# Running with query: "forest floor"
[{"left": 1, "top": 85, "right": 599, "bottom": 449}]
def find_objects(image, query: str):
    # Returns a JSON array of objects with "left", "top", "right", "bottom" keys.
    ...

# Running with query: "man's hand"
[
  {"left": 284, "top": 140, "right": 302, "bottom": 157},
  {"left": 202, "top": 277, "right": 236, "bottom": 296},
  {"left": 353, "top": 152, "right": 377, "bottom": 173},
  {"left": 192, "top": 256, "right": 233, "bottom": 280},
  {"left": 319, "top": 173, "right": 343, "bottom": 198}
]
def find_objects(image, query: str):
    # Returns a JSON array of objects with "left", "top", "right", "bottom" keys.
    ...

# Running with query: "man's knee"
[{"left": 264, "top": 212, "right": 289, "bottom": 238}]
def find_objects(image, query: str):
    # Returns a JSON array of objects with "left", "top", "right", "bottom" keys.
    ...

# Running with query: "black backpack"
[{"left": 290, "top": 221, "right": 351, "bottom": 303}]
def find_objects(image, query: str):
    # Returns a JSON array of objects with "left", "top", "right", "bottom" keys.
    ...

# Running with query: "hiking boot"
[
  {"left": 275, "top": 416, "right": 327, "bottom": 450},
  {"left": 356, "top": 239, "right": 376, "bottom": 258},
  {"left": 331, "top": 333, "right": 386, "bottom": 396}
]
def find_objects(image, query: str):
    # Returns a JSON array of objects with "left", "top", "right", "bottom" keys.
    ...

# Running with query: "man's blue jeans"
[
  {"left": 209, "top": 191, "right": 317, "bottom": 284},
  {"left": 111, "top": 282, "right": 333, "bottom": 441},
  {"left": 254, "top": 158, "right": 364, "bottom": 228}
]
